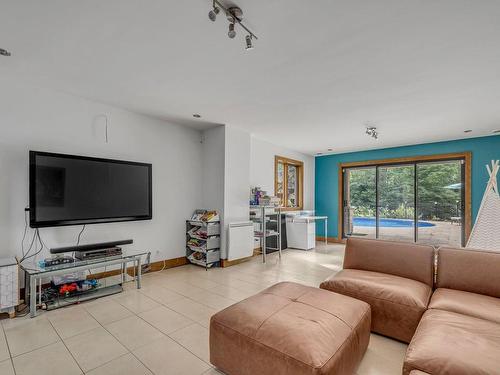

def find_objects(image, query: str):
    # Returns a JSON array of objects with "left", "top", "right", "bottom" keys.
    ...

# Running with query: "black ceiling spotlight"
[
  {"left": 193, "top": 114, "right": 201, "bottom": 118},
  {"left": 0, "top": 48, "right": 11, "bottom": 57},
  {"left": 228, "top": 23, "right": 236, "bottom": 39},
  {"left": 208, "top": 0, "right": 220, "bottom": 21},
  {"left": 245, "top": 35, "right": 253, "bottom": 50},
  {"left": 208, "top": 0, "right": 258, "bottom": 50}
]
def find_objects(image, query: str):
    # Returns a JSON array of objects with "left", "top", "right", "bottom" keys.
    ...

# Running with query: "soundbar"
[{"left": 50, "top": 239, "right": 133, "bottom": 254}]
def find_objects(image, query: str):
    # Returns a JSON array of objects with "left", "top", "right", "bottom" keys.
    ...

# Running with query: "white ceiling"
[{"left": 1, "top": 1, "right": 500, "bottom": 155}]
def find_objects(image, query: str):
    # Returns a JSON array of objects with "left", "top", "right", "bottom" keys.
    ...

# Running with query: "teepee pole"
[{"left": 467, "top": 160, "right": 500, "bottom": 249}]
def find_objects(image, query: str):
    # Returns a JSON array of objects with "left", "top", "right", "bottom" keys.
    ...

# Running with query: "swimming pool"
[{"left": 353, "top": 217, "right": 435, "bottom": 228}]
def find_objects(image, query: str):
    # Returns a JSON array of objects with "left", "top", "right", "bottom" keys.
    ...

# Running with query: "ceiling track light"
[
  {"left": 208, "top": 0, "right": 258, "bottom": 50},
  {"left": 0, "top": 48, "right": 11, "bottom": 57},
  {"left": 365, "top": 126, "right": 378, "bottom": 140}
]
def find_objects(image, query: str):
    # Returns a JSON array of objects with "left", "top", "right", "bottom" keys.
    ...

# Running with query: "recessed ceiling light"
[
  {"left": 193, "top": 114, "right": 201, "bottom": 118},
  {"left": 493, "top": 130, "right": 500, "bottom": 134},
  {"left": 327, "top": 148, "right": 333, "bottom": 152},
  {"left": 316, "top": 152, "right": 323, "bottom": 156},
  {"left": 0, "top": 48, "right": 11, "bottom": 57},
  {"left": 463, "top": 129, "right": 472, "bottom": 133}
]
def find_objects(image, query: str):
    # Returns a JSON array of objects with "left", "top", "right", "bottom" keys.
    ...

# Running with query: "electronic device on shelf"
[
  {"left": 50, "top": 239, "right": 133, "bottom": 254},
  {"left": 42, "top": 255, "right": 75, "bottom": 268},
  {"left": 74, "top": 246, "right": 123, "bottom": 261},
  {"left": 50, "top": 239, "right": 132, "bottom": 261}
]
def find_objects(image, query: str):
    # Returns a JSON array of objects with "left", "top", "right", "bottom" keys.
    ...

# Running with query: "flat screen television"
[{"left": 29, "top": 151, "right": 152, "bottom": 228}]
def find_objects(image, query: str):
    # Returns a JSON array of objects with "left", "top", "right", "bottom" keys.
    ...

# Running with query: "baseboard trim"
[
  {"left": 221, "top": 249, "right": 261, "bottom": 268},
  {"left": 90, "top": 256, "right": 188, "bottom": 279},
  {"left": 315, "top": 236, "right": 345, "bottom": 244},
  {"left": 221, "top": 256, "right": 253, "bottom": 267}
]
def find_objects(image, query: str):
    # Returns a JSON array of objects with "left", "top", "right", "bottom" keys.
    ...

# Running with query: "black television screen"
[{"left": 29, "top": 151, "right": 152, "bottom": 228}]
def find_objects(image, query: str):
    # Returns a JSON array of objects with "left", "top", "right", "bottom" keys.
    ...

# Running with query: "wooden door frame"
[{"left": 338, "top": 152, "right": 472, "bottom": 243}]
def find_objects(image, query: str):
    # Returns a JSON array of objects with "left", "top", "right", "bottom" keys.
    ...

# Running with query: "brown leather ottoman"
[{"left": 210, "top": 282, "right": 371, "bottom": 375}]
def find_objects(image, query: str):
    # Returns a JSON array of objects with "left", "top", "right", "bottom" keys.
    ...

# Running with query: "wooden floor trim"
[
  {"left": 90, "top": 256, "right": 188, "bottom": 280},
  {"left": 315, "top": 236, "right": 345, "bottom": 244}
]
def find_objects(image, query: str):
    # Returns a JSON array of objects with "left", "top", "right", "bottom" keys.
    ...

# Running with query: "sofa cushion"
[
  {"left": 343, "top": 238, "right": 435, "bottom": 287},
  {"left": 403, "top": 309, "right": 500, "bottom": 375},
  {"left": 429, "top": 288, "right": 500, "bottom": 325},
  {"left": 210, "top": 282, "right": 371, "bottom": 375},
  {"left": 437, "top": 247, "right": 500, "bottom": 298},
  {"left": 320, "top": 269, "right": 432, "bottom": 343}
]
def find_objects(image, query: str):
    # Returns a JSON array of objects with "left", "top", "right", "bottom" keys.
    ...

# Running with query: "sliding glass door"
[
  {"left": 416, "top": 161, "right": 464, "bottom": 247},
  {"left": 378, "top": 165, "right": 415, "bottom": 242},
  {"left": 343, "top": 158, "right": 465, "bottom": 247},
  {"left": 343, "top": 167, "right": 376, "bottom": 238}
]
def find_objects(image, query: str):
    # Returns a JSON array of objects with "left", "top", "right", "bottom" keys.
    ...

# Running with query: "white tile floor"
[{"left": 0, "top": 243, "right": 407, "bottom": 375}]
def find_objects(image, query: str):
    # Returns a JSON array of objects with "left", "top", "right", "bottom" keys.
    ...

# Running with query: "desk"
[{"left": 21, "top": 252, "right": 146, "bottom": 317}]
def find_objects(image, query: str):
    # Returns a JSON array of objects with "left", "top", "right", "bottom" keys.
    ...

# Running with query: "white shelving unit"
[{"left": 186, "top": 218, "right": 221, "bottom": 270}]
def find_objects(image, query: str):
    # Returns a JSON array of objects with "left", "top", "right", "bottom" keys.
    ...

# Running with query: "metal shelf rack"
[
  {"left": 250, "top": 206, "right": 282, "bottom": 263},
  {"left": 186, "top": 220, "right": 221, "bottom": 270}
]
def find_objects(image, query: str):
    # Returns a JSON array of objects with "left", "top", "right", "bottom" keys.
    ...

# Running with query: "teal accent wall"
[{"left": 315, "top": 135, "right": 500, "bottom": 238}]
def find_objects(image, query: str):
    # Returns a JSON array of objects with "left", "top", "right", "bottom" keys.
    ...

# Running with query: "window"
[{"left": 275, "top": 156, "right": 304, "bottom": 210}]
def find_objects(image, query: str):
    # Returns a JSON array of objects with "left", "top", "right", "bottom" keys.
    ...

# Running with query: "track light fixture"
[
  {"left": 365, "top": 126, "right": 378, "bottom": 140},
  {"left": 207, "top": 0, "right": 258, "bottom": 50}
]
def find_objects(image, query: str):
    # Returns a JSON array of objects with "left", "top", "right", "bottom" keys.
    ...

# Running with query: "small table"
[{"left": 21, "top": 252, "right": 146, "bottom": 318}]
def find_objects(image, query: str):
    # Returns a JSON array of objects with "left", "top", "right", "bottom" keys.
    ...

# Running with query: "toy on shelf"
[{"left": 250, "top": 187, "right": 281, "bottom": 207}]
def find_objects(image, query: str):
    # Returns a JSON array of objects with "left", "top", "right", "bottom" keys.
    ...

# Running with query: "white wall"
[
  {"left": 0, "top": 78, "right": 203, "bottom": 263},
  {"left": 201, "top": 126, "right": 225, "bottom": 215},
  {"left": 201, "top": 125, "right": 225, "bottom": 250},
  {"left": 250, "top": 137, "right": 315, "bottom": 210},
  {"left": 223, "top": 127, "right": 251, "bottom": 258}
]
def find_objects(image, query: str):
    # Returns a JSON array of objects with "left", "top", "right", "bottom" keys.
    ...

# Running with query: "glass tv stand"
[{"left": 20, "top": 252, "right": 146, "bottom": 317}]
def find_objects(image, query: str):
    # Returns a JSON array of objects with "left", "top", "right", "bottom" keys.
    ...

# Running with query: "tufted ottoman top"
[{"left": 210, "top": 282, "right": 371, "bottom": 375}]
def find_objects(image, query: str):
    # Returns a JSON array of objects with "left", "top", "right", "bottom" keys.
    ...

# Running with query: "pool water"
[{"left": 353, "top": 217, "right": 435, "bottom": 228}]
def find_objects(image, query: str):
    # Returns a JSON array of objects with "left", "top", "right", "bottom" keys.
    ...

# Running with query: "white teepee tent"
[{"left": 466, "top": 160, "right": 500, "bottom": 251}]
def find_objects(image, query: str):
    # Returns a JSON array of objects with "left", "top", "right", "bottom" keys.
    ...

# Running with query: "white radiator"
[
  {"left": 0, "top": 258, "right": 18, "bottom": 315},
  {"left": 228, "top": 222, "right": 254, "bottom": 261}
]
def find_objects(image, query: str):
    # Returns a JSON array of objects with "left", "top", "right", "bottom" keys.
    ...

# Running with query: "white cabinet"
[{"left": 286, "top": 220, "right": 316, "bottom": 250}]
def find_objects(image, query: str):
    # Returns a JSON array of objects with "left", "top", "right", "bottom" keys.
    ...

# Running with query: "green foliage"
[
  {"left": 352, "top": 206, "right": 375, "bottom": 217},
  {"left": 347, "top": 162, "right": 462, "bottom": 221}
]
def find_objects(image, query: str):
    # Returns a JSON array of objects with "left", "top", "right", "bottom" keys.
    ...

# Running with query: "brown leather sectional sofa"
[
  {"left": 320, "top": 238, "right": 434, "bottom": 343},
  {"left": 320, "top": 238, "right": 500, "bottom": 375}
]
